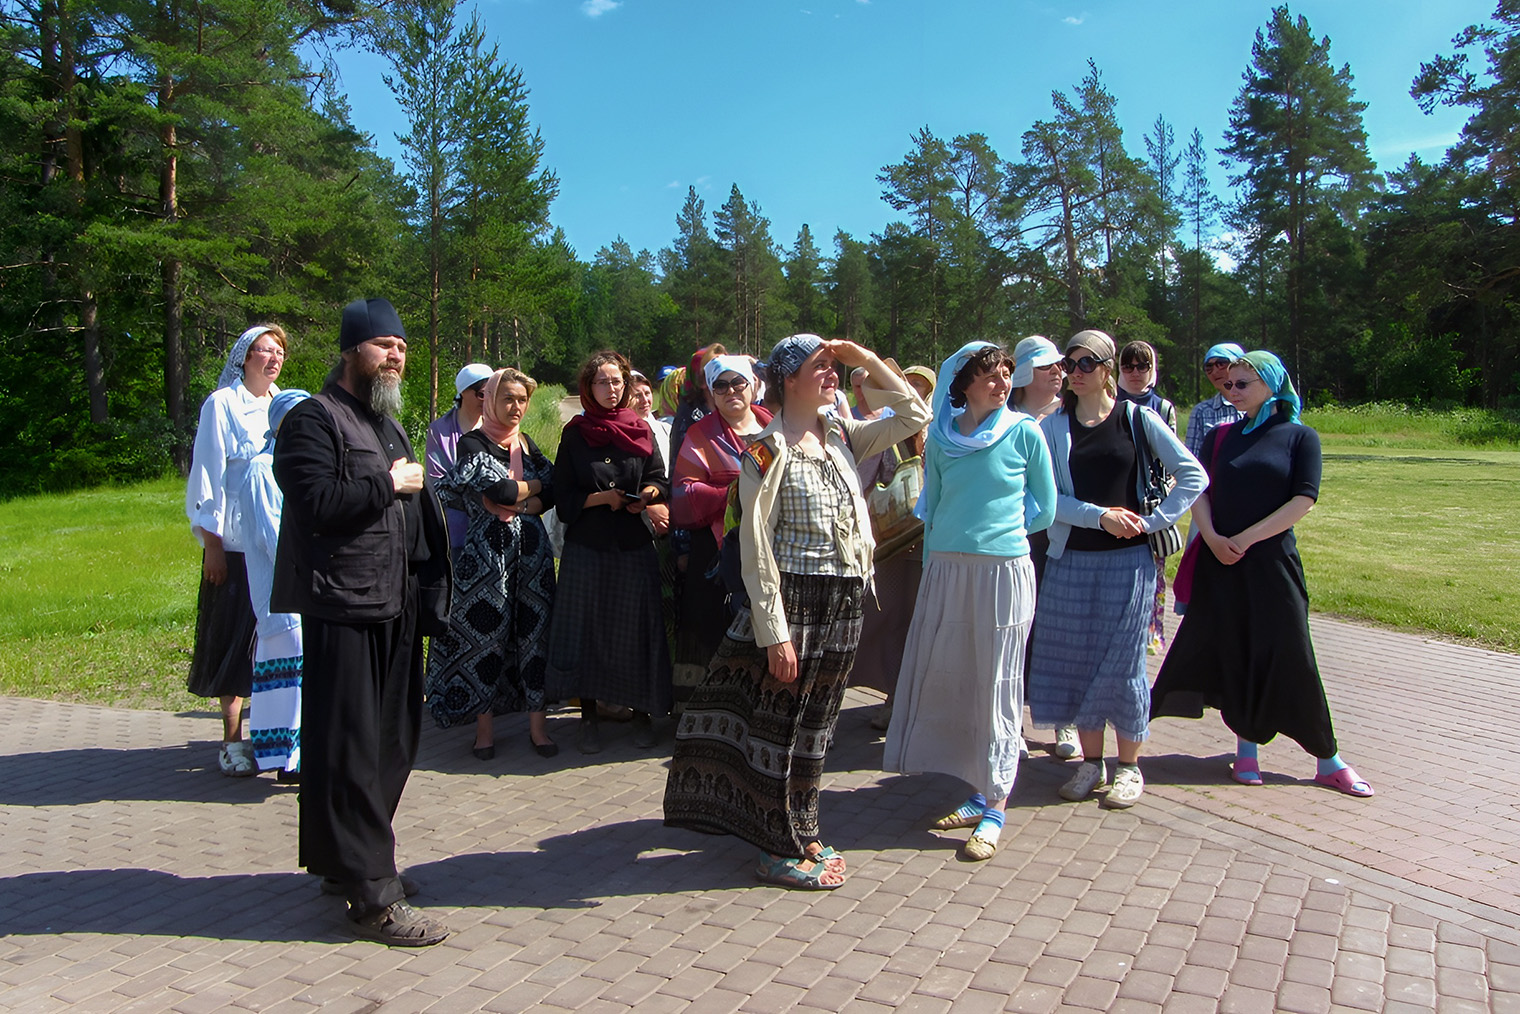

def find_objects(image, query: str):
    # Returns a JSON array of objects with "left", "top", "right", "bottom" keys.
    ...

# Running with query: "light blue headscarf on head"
[
  {"left": 217, "top": 325, "right": 277, "bottom": 390},
  {"left": 261, "top": 389, "right": 311, "bottom": 454},
  {"left": 916, "top": 341, "right": 1021, "bottom": 521},
  {"left": 1204, "top": 342, "right": 1246, "bottom": 364},
  {"left": 1239, "top": 351, "right": 1300, "bottom": 434}
]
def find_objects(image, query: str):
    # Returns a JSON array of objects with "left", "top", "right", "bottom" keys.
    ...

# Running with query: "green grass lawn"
[{"left": 2, "top": 403, "right": 1516, "bottom": 710}]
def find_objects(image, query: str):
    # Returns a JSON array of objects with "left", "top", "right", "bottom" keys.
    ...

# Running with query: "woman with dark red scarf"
[{"left": 546, "top": 350, "right": 673, "bottom": 753}]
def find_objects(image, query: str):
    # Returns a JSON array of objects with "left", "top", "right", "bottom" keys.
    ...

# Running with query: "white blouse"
[{"left": 184, "top": 379, "right": 278, "bottom": 552}]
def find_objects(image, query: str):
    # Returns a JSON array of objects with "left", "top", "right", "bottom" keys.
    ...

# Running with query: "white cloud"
[
  {"left": 665, "top": 180, "right": 681, "bottom": 189},
  {"left": 581, "top": 0, "right": 620, "bottom": 17},
  {"left": 1373, "top": 131, "right": 1460, "bottom": 160},
  {"left": 1063, "top": 13, "right": 1086, "bottom": 25}
]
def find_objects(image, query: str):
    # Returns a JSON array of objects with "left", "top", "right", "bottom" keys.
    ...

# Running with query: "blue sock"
[
  {"left": 1236, "top": 739, "right": 1258, "bottom": 760},
  {"left": 1317, "top": 754, "right": 1348, "bottom": 776},
  {"left": 977, "top": 806, "right": 1006, "bottom": 828},
  {"left": 969, "top": 792, "right": 987, "bottom": 809},
  {"left": 973, "top": 807, "right": 1006, "bottom": 842}
]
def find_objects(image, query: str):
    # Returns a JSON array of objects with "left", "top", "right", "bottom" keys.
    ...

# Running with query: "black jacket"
[{"left": 272, "top": 382, "right": 452, "bottom": 633}]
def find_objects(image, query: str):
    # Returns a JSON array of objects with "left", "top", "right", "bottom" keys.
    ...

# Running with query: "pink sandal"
[
  {"left": 1313, "top": 766, "right": 1373, "bottom": 798},
  {"left": 1230, "top": 757, "right": 1262, "bottom": 786}
]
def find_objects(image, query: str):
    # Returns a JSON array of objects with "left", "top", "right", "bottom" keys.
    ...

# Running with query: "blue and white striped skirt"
[{"left": 1027, "top": 544, "right": 1156, "bottom": 742}]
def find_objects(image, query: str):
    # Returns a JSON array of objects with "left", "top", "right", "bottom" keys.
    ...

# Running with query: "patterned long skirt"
[
  {"left": 663, "top": 572, "right": 864, "bottom": 859},
  {"left": 249, "top": 625, "right": 301, "bottom": 773}
]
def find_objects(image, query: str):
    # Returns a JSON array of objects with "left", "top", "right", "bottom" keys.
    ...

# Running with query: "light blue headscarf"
[
  {"left": 1204, "top": 342, "right": 1246, "bottom": 364},
  {"left": 916, "top": 341, "right": 1021, "bottom": 521},
  {"left": 1239, "top": 351, "right": 1300, "bottom": 434},
  {"left": 261, "top": 389, "right": 311, "bottom": 453}
]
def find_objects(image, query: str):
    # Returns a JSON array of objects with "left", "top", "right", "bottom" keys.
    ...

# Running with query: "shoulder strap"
[{"left": 1127, "top": 402, "right": 1154, "bottom": 467}]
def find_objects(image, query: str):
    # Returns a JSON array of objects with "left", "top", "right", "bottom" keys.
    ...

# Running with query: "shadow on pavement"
[{"left": 0, "top": 745, "right": 297, "bottom": 807}]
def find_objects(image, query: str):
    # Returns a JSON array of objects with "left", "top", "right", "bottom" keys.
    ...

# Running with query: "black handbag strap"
[{"left": 1126, "top": 403, "right": 1160, "bottom": 493}]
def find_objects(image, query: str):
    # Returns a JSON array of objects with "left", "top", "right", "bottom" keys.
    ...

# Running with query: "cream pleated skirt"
[{"left": 883, "top": 551, "right": 1036, "bottom": 800}]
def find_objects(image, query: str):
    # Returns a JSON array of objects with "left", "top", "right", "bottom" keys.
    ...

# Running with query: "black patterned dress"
[{"left": 425, "top": 431, "right": 556, "bottom": 727}]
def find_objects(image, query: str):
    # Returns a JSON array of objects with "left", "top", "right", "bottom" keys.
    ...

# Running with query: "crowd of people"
[{"left": 184, "top": 299, "right": 1373, "bottom": 944}]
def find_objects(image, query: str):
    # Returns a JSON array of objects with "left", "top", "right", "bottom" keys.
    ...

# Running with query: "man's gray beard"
[{"left": 368, "top": 372, "right": 403, "bottom": 418}]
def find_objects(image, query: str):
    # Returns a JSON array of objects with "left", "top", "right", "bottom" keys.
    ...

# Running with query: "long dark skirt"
[
  {"left": 1151, "top": 536, "right": 1338, "bottom": 758},
  {"left": 187, "top": 550, "right": 256, "bottom": 699},
  {"left": 849, "top": 541, "right": 922, "bottom": 695},
  {"left": 672, "top": 527, "right": 726, "bottom": 713},
  {"left": 663, "top": 572, "right": 865, "bottom": 859},
  {"left": 545, "top": 540, "right": 673, "bottom": 716}
]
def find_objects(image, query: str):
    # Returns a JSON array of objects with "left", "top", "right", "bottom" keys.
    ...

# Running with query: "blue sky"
[{"left": 332, "top": 0, "right": 1489, "bottom": 264}]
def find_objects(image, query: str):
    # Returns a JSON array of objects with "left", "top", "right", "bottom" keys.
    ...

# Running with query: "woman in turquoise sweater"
[{"left": 883, "top": 341, "right": 1057, "bottom": 861}]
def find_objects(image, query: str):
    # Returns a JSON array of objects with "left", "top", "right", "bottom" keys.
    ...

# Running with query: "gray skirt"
[{"left": 883, "top": 551, "right": 1036, "bottom": 799}]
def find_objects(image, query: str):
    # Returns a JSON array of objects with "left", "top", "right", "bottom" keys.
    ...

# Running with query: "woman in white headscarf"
[
  {"left": 236, "top": 388, "right": 309, "bottom": 779},
  {"left": 185, "top": 324, "right": 286, "bottom": 776}
]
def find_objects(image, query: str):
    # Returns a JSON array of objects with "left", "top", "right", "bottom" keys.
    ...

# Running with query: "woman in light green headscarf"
[{"left": 1152, "top": 351, "right": 1373, "bottom": 798}]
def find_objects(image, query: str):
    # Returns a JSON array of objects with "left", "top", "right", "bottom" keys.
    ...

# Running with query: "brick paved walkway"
[{"left": 1, "top": 615, "right": 1517, "bottom": 1013}]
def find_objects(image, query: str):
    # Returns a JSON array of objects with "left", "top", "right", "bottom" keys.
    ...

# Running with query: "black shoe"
[
  {"left": 529, "top": 734, "right": 559, "bottom": 758},
  {"left": 631, "top": 713, "right": 656, "bottom": 749},
  {"left": 578, "top": 718, "right": 602, "bottom": 754},
  {"left": 350, "top": 901, "right": 450, "bottom": 947},
  {"left": 472, "top": 743, "right": 495, "bottom": 761},
  {"left": 276, "top": 768, "right": 301, "bottom": 784}
]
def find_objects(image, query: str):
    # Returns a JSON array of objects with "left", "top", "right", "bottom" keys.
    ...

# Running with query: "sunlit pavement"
[{"left": 1, "top": 613, "right": 1517, "bottom": 1013}]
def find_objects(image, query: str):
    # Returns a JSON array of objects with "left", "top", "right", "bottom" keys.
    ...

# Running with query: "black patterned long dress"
[{"left": 425, "top": 430, "right": 556, "bottom": 727}]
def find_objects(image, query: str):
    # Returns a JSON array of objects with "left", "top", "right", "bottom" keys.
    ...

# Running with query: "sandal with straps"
[
  {"left": 755, "top": 853, "right": 844, "bottom": 890},
  {"left": 806, "top": 843, "right": 846, "bottom": 874}
]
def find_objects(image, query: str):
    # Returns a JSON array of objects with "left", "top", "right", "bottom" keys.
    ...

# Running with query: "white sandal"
[{"left": 219, "top": 741, "right": 256, "bottom": 777}]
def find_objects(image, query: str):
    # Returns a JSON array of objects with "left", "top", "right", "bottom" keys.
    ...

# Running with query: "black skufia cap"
[{"left": 340, "top": 297, "right": 406, "bottom": 350}]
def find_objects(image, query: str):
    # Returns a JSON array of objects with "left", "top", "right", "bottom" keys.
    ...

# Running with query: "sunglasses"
[
  {"left": 1061, "top": 355, "right": 1111, "bottom": 375},
  {"left": 1204, "top": 359, "right": 1231, "bottom": 371},
  {"left": 1120, "top": 361, "right": 1152, "bottom": 374},
  {"left": 1221, "top": 378, "right": 1256, "bottom": 390},
  {"left": 711, "top": 377, "right": 750, "bottom": 395}
]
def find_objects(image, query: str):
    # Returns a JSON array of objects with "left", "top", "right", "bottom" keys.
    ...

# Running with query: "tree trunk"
[{"left": 159, "top": 65, "right": 187, "bottom": 468}]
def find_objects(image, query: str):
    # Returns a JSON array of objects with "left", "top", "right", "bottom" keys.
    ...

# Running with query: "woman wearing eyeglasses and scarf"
[
  {"left": 668, "top": 355, "right": 773, "bottom": 713},
  {"left": 1151, "top": 352, "right": 1372, "bottom": 798},
  {"left": 1028, "top": 330, "right": 1205, "bottom": 809},
  {"left": 664, "top": 334, "right": 931, "bottom": 889}
]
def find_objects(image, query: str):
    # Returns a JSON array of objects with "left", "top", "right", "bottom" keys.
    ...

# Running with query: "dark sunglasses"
[
  {"left": 1204, "top": 358, "right": 1231, "bottom": 370},
  {"left": 1061, "top": 355, "right": 1111, "bottom": 375},
  {"left": 1120, "top": 361, "right": 1153, "bottom": 374},
  {"left": 1221, "top": 378, "right": 1256, "bottom": 390},
  {"left": 711, "top": 377, "right": 750, "bottom": 394}
]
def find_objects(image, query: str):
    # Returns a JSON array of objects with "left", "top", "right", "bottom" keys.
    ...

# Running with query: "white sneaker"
[
  {"left": 1102, "top": 765, "right": 1144, "bottom": 808},
  {"left": 1059, "top": 761, "right": 1108, "bottom": 801},
  {"left": 1018, "top": 735, "right": 1029, "bottom": 760},
  {"left": 1054, "top": 726, "right": 1080, "bottom": 759},
  {"left": 219, "top": 741, "right": 256, "bottom": 777}
]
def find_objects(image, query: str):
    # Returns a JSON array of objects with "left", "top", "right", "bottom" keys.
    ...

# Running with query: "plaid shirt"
[
  {"left": 770, "top": 452, "right": 858, "bottom": 577},
  {"left": 1184, "top": 393, "right": 1246, "bottom": 457}
]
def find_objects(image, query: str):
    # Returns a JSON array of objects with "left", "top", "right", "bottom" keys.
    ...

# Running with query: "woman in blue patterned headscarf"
[{"left": 1152, "top": 351, "right": 1373, "bottom": 798}]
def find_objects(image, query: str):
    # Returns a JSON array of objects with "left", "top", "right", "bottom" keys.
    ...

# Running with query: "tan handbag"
[{"left": 867, "top": 449, "right": 925, "bottom": 563}]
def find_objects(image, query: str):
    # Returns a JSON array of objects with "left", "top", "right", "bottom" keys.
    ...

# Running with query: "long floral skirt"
[{"left": 663, "top": 572, "right": 864, "bottom": 859}]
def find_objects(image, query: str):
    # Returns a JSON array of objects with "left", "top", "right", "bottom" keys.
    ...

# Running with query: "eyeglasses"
[
  {"left": 1221, "top": 378, "right": 1256, "bottom": 390},
  {"left": 1119, "top": 361, "right": 1152, "bottom": 374},
  {"left": 248, "top": 345, "right": 285, "bottom": 359},
  {"left": 591, "top": 377, "right": 625, "bottom": 389},
  {"left": 466, "top": 385, "right": 487, "bottom": 399},
  {"left": 1061, "top": 355, "right": 1111, "bottom": 375},
  {"left": 1204, "top": 359, "right": 1231, "bottom": 371},
  {"left": 711, "top": 377, "right": 749, "bottom": 395}
]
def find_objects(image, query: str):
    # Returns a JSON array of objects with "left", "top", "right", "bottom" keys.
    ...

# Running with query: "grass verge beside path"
[
  {"left": 0, "top": 476, "right": 202, "bottom": 712},
  {"left": 1297, "top": 448, "right": 1520, "bottom": 652}
]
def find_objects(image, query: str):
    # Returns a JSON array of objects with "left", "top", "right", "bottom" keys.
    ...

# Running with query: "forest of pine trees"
[{"left": 2, "top": 1, "right": 1518, "bottom": 495}]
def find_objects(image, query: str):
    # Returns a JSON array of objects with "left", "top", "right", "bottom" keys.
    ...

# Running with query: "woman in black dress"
[
  {"left": 1151, "top": 351, "right": 1372, "bottom": 797},
  {"left": 546, "top": 350, "right": 672, "bottom": 753}
]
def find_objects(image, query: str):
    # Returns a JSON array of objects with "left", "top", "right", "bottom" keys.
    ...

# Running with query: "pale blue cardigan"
[{"left": 1039, "top": 402, "right": 1207, "bottom": 560}]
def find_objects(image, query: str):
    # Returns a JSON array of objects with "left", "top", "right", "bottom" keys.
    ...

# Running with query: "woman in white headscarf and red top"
[
  {"left": 185, "top": 323, "right": 287, "bottom": 776},
  {"left": 546, "top": 350, "right": 672, "bottom": 754},
  {"left": 668, "top": 354, "right": 772, "bottom": 712},
  {"left": 1151, "top": 351, "right": 1372, "bottom": 798}
]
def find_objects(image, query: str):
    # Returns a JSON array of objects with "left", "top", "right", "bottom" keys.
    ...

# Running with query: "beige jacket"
[{"left": 739, "top": 380, "right": 932, "bottom": 648}]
